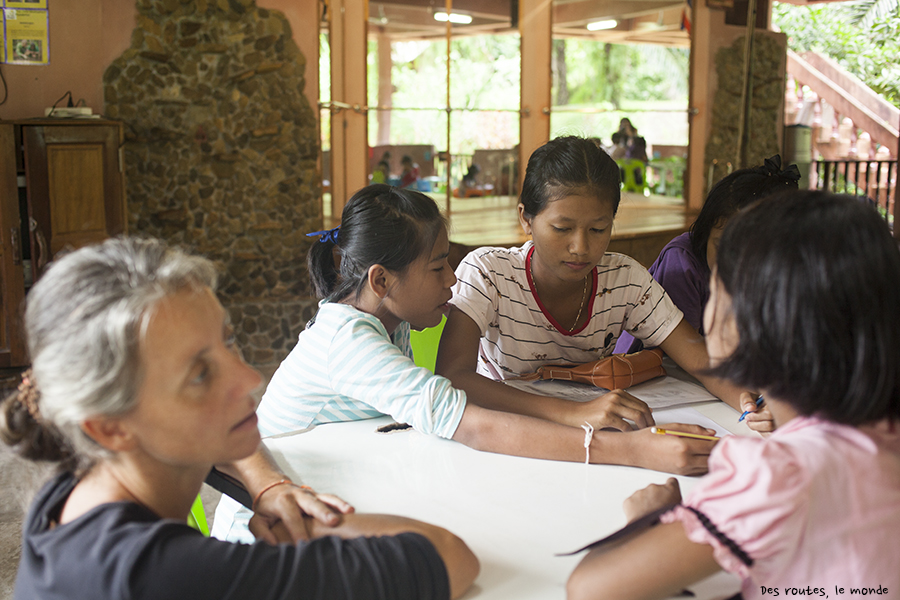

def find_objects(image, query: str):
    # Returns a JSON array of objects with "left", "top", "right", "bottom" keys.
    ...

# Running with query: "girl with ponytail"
[{"left": 214, "top": 184, "right": 719, "bottom": 544}]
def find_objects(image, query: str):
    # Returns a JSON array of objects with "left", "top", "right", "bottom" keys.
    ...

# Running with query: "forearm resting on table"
[
  {"left": 453, "top": 404, "right": 600, "bottom": 462},
  {"left": 442, "top": 367, "right": 586, "bottom": 425},
  {"left": 452, "top": 406, "right": 712, "bottom": 475},
  {"left": 304, "top": 514, "right": 480, "bottom": 600},
  {"left": 567, "top": 522, "right": 720, "bottom": 600}
]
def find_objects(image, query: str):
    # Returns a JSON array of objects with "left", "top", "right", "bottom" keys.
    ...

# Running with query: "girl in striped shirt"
[{"left": 437, "top": 136, "right": 770, "bottom": 433}]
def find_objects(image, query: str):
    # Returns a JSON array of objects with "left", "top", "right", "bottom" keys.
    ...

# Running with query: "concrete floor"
[{"left": 0, "top": 446, "right": 55, "bottom": 599}]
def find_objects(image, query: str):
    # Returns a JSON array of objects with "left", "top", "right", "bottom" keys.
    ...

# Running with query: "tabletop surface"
[{"left": 264, "top": 386, "right": 753, "bottom": 600}]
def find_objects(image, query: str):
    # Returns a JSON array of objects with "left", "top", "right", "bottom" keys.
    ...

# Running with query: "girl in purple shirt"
[{"left": 615, "top": 155, "right": 799, "bottom": 353}]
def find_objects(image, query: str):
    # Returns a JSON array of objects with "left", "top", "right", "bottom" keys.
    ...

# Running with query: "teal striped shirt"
[{"left": 256, "top": 302, "right": 466, "bottom": 439}]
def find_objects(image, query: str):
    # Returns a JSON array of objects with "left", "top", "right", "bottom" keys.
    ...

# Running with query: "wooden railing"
[
  {"left": 813, "top": 159, "right": 897, "bottom": 234},
  {"left": 788, "top": 51, "right": 899, "bottom": 153}
]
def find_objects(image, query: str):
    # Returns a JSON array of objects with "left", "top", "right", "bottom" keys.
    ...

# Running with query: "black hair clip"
[
  {"left": 762, "top": 155, "right": 801, "bottom": 182},
  {"left": 306, "top": 226, "right": 340, "bottom": 244}
]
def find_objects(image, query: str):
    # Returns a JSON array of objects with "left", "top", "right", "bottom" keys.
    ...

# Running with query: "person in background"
[
  {"left": 615, "top": 155, "right": 800, "bottom": 354},
  {"left": 400, "top": 155, "right": 420, "bottom": 188},
  {"left": 567, "top": 191, "right": 900, "bottom": 600},
  {"left": 371, "top": 160, "right": 390, "bottom": 184},
  {"left": 1, "top": 237, "right": 478, "bottom": 600},
  {"left": 460, "top": 163, "right": 480, "bottom": 195}
]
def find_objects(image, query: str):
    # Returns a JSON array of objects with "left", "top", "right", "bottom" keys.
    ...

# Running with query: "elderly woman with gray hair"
[{"left": 1, "top": 237, "right": 477, "bottom": 600}]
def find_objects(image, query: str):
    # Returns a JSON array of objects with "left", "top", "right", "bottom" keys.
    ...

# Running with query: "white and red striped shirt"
[{"left": 451, "top": 242, "right": 683, "bottom": 379}]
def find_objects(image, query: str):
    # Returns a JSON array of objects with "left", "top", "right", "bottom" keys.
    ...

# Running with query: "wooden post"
[
  {"left": 685, "top": 0, "right": 712, "bottom": 212},
  {"left": 329, "top": 0, "right": 369, "bottom": 217},
  {"left": 376, "top": 31, "right": 392, "bottom": 147},
  {"left": 445, "top": 0, "right": 453, "bottom": 214},
  {"left": 518, "top": 0, "right": 552, "bottom": 194},
  {"left": 895, "top": 114, "right": 899, "bottom": 239},
  {"left": 736, "top": 0, "right": 758, "bottom": 169}
]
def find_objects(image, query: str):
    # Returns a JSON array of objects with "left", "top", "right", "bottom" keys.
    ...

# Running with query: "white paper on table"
[
  {"left": 503, "top": 375, "right": 717, "bottom": 410},
  {"left": 652, "top": 406, "right": 732, "bottom": 438},
  {"left": 627, "top": 376, "right": 718, "bottom": 408}
]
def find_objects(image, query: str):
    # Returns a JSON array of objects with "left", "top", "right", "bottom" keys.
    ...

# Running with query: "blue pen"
[{"left": 738, "top": 396, "right": 764, "bottom": 422}]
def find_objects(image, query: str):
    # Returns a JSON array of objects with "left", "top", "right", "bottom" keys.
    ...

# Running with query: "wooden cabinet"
[{"left": 0, "top": 120, "right": 126, "bottom": 367}]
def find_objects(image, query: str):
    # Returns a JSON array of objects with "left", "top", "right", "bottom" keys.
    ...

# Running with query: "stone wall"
[
  {"left": 104, "top": 0, "right": 321, "bottom": 368},
  {"left": 704, "top": 34, "right": 786, "bottom": 188}
]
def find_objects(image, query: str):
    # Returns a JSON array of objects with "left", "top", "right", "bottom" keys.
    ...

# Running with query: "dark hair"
[
  {"left": 709, "top": 191, "right": 900, "bottom": 425},
  {"left": 307, "top": 184, "right": 446, "bottom": 301},
  {"left": 689, "top": 155, "right": 800, "bottom": 268},
  {"left": 519, "top": 136, "right": 621, "bottom": 219}
]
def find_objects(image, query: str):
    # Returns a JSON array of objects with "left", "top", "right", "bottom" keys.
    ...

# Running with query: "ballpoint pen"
[{"left": 738, "top": 395, "right": 765, "bottom": 422}]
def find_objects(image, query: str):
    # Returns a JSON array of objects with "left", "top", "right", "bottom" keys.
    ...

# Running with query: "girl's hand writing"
[
  {"left": 623, "top": 478, "right": 682, "bottom": 523},
  {"left": 568, "top": 389, "right": 654, "bottom": 431},
  {"left": 249, "top": 483, "right": 355, "bottom": 545},
  {"left": 739, "top": 391, "right": 775, "bottom": 434}
]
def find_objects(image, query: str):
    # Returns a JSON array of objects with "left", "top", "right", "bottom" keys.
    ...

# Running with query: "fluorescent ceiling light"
[
  {"left": 587, "top": 19, "right": 618, "bottom": 31},
  {"left": 434, "top": 12, "right": 473, "bottom": 24}
]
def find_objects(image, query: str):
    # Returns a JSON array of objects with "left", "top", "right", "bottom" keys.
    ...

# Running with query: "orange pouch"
[{"left": 517, "top": 348, "right": 666, "bottom": 389}]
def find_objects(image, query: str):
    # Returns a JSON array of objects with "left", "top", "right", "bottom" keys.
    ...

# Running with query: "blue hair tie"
[{"left": 305, "top": 226, "right": 340, "bottom": 244}]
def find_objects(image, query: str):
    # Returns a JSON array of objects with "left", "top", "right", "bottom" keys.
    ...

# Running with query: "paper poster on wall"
[
  {"left": 4, "top": 0, "right": 49, "bottom": 9},
  {"left": 3, "top": 8, "right": 49, "bottom": 65}
]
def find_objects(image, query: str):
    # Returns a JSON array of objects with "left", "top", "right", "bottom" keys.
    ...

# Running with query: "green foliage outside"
[
  {"left": 371, "top": 35, "right": 521, "bottom": 155},
  {"left": 321, "top": 33, "right": 690, "bottom": 156},
  {"left": 555, "top": 40, "right": 688, "bottom": 106},
  {"left": 773, "top": 0, "right": 900, "bottom": 109},
  {"left": 551, "top": 40, "right": 689, "bottom": 146}
]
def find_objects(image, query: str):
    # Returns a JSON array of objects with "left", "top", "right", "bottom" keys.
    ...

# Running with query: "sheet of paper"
[
  {"left": 627, "top": 376, "right": 719, "bottom": 408},
  {"left": 652, "top": 406, "right": 732, "bottom": 438},
  {"left": 503, "top": 375, "right": 717, "bottom": 409}
]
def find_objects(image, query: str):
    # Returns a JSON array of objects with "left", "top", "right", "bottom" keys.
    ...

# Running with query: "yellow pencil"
[{"left": 651, "top": 427, "right": 720, "bottom": 442}]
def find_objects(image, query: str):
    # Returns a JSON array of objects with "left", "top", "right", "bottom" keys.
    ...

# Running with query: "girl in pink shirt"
[{"left": 567, "top": 191, "right": 900, "bottom": 600}]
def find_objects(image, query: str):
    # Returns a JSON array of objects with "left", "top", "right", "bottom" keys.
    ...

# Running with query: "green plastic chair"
[
  {"left": 617, "top": 159, "right": 649, "bottom": 196},
  {"left": 187, "top": 494, "right": 210, "bottom": 536},
  {"left": 409, "top": 315, "right": 446, "bottom": 372}
]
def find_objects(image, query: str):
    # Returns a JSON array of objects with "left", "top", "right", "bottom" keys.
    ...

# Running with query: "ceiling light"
[
  {"left": 434, "top": 12, "right": 473, "bottom": 24},
  {"left": 587, "top": 19, "right": 618, "bottom": 31}
]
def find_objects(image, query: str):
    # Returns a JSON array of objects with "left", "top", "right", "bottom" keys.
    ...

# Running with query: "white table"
[{"left": 265, "top": 393, "right": 753, "bottom": 600}]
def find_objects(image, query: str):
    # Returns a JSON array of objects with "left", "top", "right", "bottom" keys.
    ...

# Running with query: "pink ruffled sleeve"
[{"left": 661, "top": 436, "right": 810, "bottom": 579}]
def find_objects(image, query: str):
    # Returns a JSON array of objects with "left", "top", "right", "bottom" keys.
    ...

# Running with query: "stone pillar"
[
  {"left": 687, "top": 5, "right": 786, "bottom": 204},
  {"left": 104, "top": 0, "right": 322, "bottom": 369}
]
